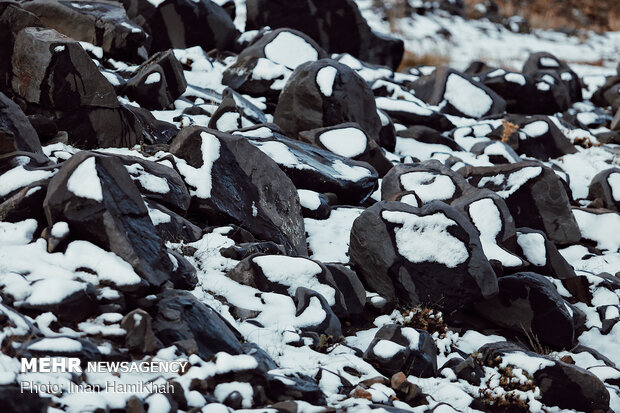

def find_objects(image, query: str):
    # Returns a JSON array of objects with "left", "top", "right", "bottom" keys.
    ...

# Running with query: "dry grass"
[{"left": 397, "top": 50, "right": 450, "bottom": 72}]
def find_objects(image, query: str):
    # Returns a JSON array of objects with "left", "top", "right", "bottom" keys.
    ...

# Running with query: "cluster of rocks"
[{"left": 0, "top": 0, "right": 619, "bottom": 412}]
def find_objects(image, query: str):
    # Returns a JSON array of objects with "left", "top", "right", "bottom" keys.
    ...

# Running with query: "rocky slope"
[{"left": 0, "top": 0, "right": 619, "bottom": 412}]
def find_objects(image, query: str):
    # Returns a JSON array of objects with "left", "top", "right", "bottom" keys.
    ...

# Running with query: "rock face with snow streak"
[
  {"left": 122, "top": 49, "right": 187, "bottom": 110},
  {"left": 504, "top": 114, "right": 576, "bottom": 160},
  {"left": 364, "top": 324, "right": 437, "bottom": 378},
  {"left": 474, "top": 272, "right": 575, "bottom": 348},
  {"left": 169, "top": 126, "right": 307, "bottom": 256},
  {"left": 522, "top": 51, "right": 582, "bottom": 103},
  {"left": 234, "top": 125, "right": 379, "bottom": 204},
  {"left": 43, "top": 151, "right": 174, "bottom": 289},
  {"left": 245, "top": 0, "right": 404, "bottom": 70},
  {"left": 238, "top": 28, "right": 328, "bottom": 70},
  {"left": 588, "top": 167, "right": 620, "bottom": 211},
  {"left": 381, "top": 161, "right": 471, "bottom": 206},
  {"left": 459, "top": 162, "right": 581, "bottom": 245},
  {"left": 411, "top": 67, "right": 506, "bottom": 118},
  {"left": 349, "top": 201, "right": 498, "bottom": 312},
  {"left": 208, "top": 87, "right": 268, "bottom": 132},
  {"left": 298, "top": 122, "right": 393, "bottom": 176},
  {"left": 275, "top": 59, "right": 382, "bottom": 143}
]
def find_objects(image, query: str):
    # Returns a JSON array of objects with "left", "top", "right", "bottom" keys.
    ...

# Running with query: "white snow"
[
  {"left": 50, "top": 222, "right": 69, "bottom": 238},
  {"left": 376, "top": 96, "right": 434, "bottom": 116},
  {"left": 540, "top": 56, "right": 560, "bottom": 67},
  {"left": 305, "top": 208, "right": 363, "bottom": 263},
  {"left": 608, "top": 172, "right": 620, "bottom": 202},
  {"left": 297, "top": 189, "right": 322, "bottom": 211},
  {"left": 444, "top": 74, "right": 493, "bottom": 118},
  {"left": 372, "top": 340, "right": 405, "bottom": 358},
  {"left": 381, "top": 210, "right": 469, "bottom": 267},
  {"left": 125, "top": 163, "right": 170, "bottom": 194},
  {"left": 67, "top": 156, "right": 103, "bottom": 202},
  {"left": 174, "top": 132, "right": 220, "bottom": 198},
  {"left": 263, "top": 31, "right": 319, "bottom": 69},
  {"left": 499, "top": 352, "right": 554, "bottom": 376},
  {"left": 573, "top": 209, "right": 620, "bottom": 251},
  {"left": 477, "top": 166, "right": 543, "bottom": 198},
  {"left": 468, "top": 198, "right": 522, "bottom": 266},
  {"left": 504, "top": 73, "right": 526, "bottom": 85},
  {"left": 516, "top": 232, "right": 547, "bottom": 266},
  {"left": 27, "top": 337, "right": 83, "bottom": 352},
  {"left": 316, "top": 66, "right": 338, "bottom": 96},
  {"left": 399, "top": 172, "right": 456, "bottom": 203},
  {"left": 318, "top": 127, "right": 367, "bottom": 158},
  {"left": 521, "top": 121, "right": 549, "bottom": 137},
  {"left": 253, "top": 256, "right": 336, "bottom": 305},
  {"left": 144, "top": 72, "right": 161, "bottom": 85},
  {"left": 214, "top": 382, "right": 253, "bottom": 408}
]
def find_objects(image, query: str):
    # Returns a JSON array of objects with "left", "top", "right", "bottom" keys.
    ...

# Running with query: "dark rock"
[
  {"left": 227, "top": 254, "right": 346, "bottom": 316},
  {"left": 504, "top": 114, "right": 576, "bottom": 161},
  {"left": 324, "top": 264, "right": 366, "bottom": 319},
  {"left": 135, "top": 0, "right": 238, "bottom": 53},
  {"left": 234, "top": 124, "right": 379, "bottom": 205},
  {"left": 274, "top": 59, "right": 382, "bottom": 143},
  {"left": 298, "top": 122, "right": 393, "bottom": 176},
  {"left": 122, "top": 49, "right": 187, "bottom": 110},
  {"left": 0, "top": 385, "right": 49, "bottom": 413},
  {"left": 522, "top": 52, "right": 582, "bottom": 103},
  {"left": 266, "top": 371, "right": 325, "bottom": 404},
  {"left": 0, "top": 92, "right": 48, "bottom": 164},
  {"left": 239, "top": 28, "right": 328, "bottom": 70},
  {"left": 11, "top": 27, "right": 118, "bottom": 109},
  {"left": 452, "top": 187, "right": 527, "bottom": 270},
  {"left": 377, "top": 109, "right": 396, "bottom": 152},
  {"left": 459, "top": 161, "right": 581, "bottom": 245},
  {"left": 167, "top": 249, "right": 198, "bottom": 290},
  {"left": 381, "top": 161, "right": 471, "bottom": 205},
  {"left": 474, "top": 272, "right": 575, "bottom": 349},
  {"left": 169, "top": 126, "right": 307, "bottom": 255},
  {"left": 411, "top": 67, "right": 506, "bottom": 118},
  {"left": 476, "top": 341, "right": 609, "bottom": 412},
  {"left": 23, "top": 0, "right": 147, "bottom": 62},
  {"left": 220, "top": 241, "right": 286, "bottom": 261},
  {"left": 145, "top": 200, "right": 202, "bottom": 243},
  {"left": 515, "top": 228, "right": 577, "bottom": 280},
  {"left": 151, "top": 289, "right": 243, "bottom": 359},
  {"left": 588, "top": 168, "right": 620, "bottom": 211},
  {"left": 113, "top": 153, "right": 191, "bottom": 214},
  {"left": 297, "top": 189, "right": 330, "bottom": 220},
  {"left": 398, "top": 126, "right": 464, "bottom": 152},
  {"left": 222, "top": 55, "right": 292, "bottom": 102},
  {"left": 246, "top": 0, "right": 404, "bottom": 70},
  {"left": 349, "top": 201, "right": 498, "bottom": 312},
  {"left": 477, "top": 68, "right": 570, "bottom": 115},
  {"left": 0, "top": 180, "right": 48, "bottom": 224},
  {"left": 121, "top": 309, "right": 162, "bottom": 354},
  {"left": 375, "top": 96, "right": 455, "bottom": 132},
  {"left": 43, "top": 151, "right": 174, "bottom": 289},
  {"left": 17, "top": 282, "right": 98, "bottom": 323},
  {"left": 295, "top": 287, "right": 342, "bottom": 338},
  {"left": 363, "top": 324, "right": 437, "bottom": 378},
  {"left": 208, "top": 87, "right": 268, "bottom": 132},
  {"left": 23, "top": 336, "right": 102, "bottom": 363}
]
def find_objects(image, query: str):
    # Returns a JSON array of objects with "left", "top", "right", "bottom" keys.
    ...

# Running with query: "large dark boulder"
[
  {"left": 363, "top": 324, "right": 437, "bottom": 378},
  {"left": 411, "top": 67, "right": 506, "bottom": 118},
  {"left": 151, "top": 290, "right": 244, "bottom": 359},
  {"left": 274, "top": 59, "right": 382, "bottom": 143},
  {"left": 11, "top": 27, "right": 118, "bottom": 109},
  {"left": 22, "top": 0, "right": 147, "bottom": 62},
  {"left": 245, "top": 0, "right": 404, "bottom": 70},
  {"left": 504, "top": 114, "right": 576, "bottom": 160},
  {"left": 43, "top": 151, "right": 174, "bottom": 289},
  {"left": 169, "top": 126, "right": 307, "bottom": 255},
  {"left": 124, "top": 0, "right": 238, "bottom": 53},
  {"left": 0, "top": 92, "right": 47, "bottom": 164},
  {"left": 459, "top": 162, "right": 581, "bottom": 245},
  {"left": 349, "top": 201, "right": 498, "bottom": 312},
  {"left": 588, "top": 168, "right": 620, "bottom": 211},
  {"left": 522, "top": 52, "right": 582, "bottom": 103},
  {"left": 234, "top": 125, "right": 379, "bottom": 205},
  {"left": 474, "top": 272, "right": 575, "bottom": 349}
]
